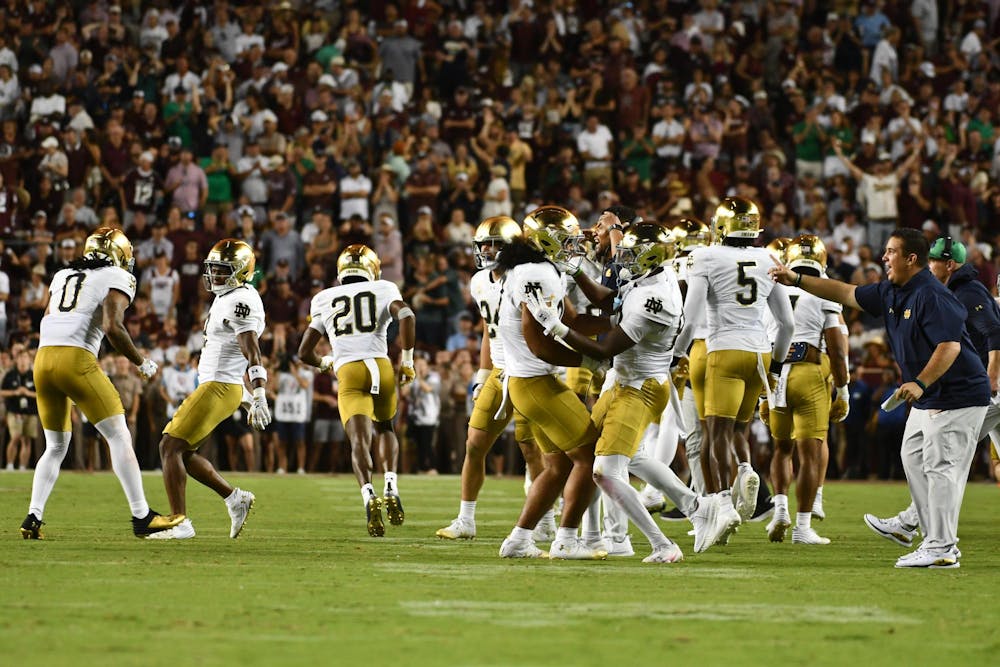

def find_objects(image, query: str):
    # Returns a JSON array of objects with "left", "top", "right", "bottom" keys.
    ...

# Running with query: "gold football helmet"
[
  {"left": 670, "top": 217, "right": 711, "bottom": 252},
  {"left": 766, "top": 237, "right": 793, "bottom": 264},
  {"left": 473, "top": 215, "right": 521, "bottom": 270},
  {"left": 84, "top": 227, "right": 134, "bottom": 271},
  {"left": 337, "top": 243, "right": 381, "bottom": 281},
  {"left": 522, "top": 205, "right": 582, "bottom": 263},
  {"left": 712, "top": 196, "right": 762, "bottom": 241},
  {"left": 203, "top": 239, "right": 256, "bottom": 294},
  {"left": 787, "top": 234, "right": 828, "bottom": 273},
  {"left": 617, "top": 222, "right": 677, "bottom": 281}
]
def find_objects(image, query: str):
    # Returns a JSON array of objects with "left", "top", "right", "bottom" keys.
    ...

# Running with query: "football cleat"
[
  {"left": 132, "top": 510, "right": 186, "bottom": 538},
  {"left": 642, "top": 542, "right": 684, "bottom": 563},
  {"left": 384, "top": 493, "right": 405, "bottom": 526},
  {"left": 549, "top": 537, "right": 608, "bottom": 560},
  {"left": 639, "top": 485, "right": 667, "bottom": 514},
  {"left": 895, "top": 548, "right": 959, "bottom": 569},
  {"left": 605, "top": 535, "right": 634, "bottom": 557},
  {"left": 812, "top": 500, "right": 826, "bottom": 522},
  {"left": 146, "top": 517, "right": 196, "bottom": 540},
  {"left": 733, "top": 468, "right": 760, "bottom": 523},
  {"left": 532, "top": 516, "right": 556, "bottom": 543},
  {"left": 366, "top": 496, "right": 385, "bottom": 537},
  {"left": 436, "top": 517, "right": 476, "bottom": 540},
  {"left": 584, "top": 535, "right": 612, "bottom": 553},
  {"left": 20, "top": 513, "right": 43, "bottom": 540},
  {"left": 791, "top": 525, "right": 830, "bottom": 545},
  {"left": 863, "top": 514, "right": 917, "bottom": 548},
  {"left": 690, "top": 495, "right": 727, "bottom": 554},
  {"left": 766, "top": 509, "right": 792, "bottom": 543},
  {"left": 715, "top": 492, "right": 741, "bottom": 545},
  {"left": 227, "top": 488, "right": 255, "bottom": 539},
  {"left": 499, "top": 537, "right": 548, "bottom": 559}
]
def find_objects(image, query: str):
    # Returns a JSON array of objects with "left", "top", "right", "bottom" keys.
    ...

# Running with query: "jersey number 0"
[
  {"left": 57, "top": 272, "right": 87, "bottom": 312},
  {"left": 331, "top": 291, "right": 377, "bottom": 335}
]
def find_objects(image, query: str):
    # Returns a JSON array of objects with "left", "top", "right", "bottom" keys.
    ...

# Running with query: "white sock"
[
  {"left": 774, "top": 494, "right": 789, "bottom": 515},
  {"left": 539, "top": 508, "right": 555, "bottom": 526},
  {"left": 510, "top": 525, "right": 532, "bottom": 541},
  {"left": 28, "top": 429, "right": 72, "bottom": 520},
  {"left": 361, "top": 483, "right": 376, "bottom": 507},
  {"left": 458, "top": 500, "right": 476, "bottom": 522},
  {"left": 555, "top": 526, "right": 577, "bottom": 542},
  {"left": 796, "top": 511, "right": 811, "bottom": 529},
  {"left": 581, "top": 487, "right": 602, "bottom": 536},
  {"left": 384, "top": 471, "right": 397, "bottom": 496},
  {"left": 596, "top": 454, "right": 670, "bottom": 550},
  {"left": 813, "top": 486, "right": 824, "bottom": 508},
  {"left": 95, "top": 415, "right": 149, "bottom": 519}
]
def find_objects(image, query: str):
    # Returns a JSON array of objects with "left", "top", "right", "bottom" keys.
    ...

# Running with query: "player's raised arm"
[{"left": 389, "top": 299, "right": 416, "bottom": 385}]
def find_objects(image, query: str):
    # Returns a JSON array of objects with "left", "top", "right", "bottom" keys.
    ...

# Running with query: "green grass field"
[{"left": 1, "top": 472, "right": 998, "bottom": 667}]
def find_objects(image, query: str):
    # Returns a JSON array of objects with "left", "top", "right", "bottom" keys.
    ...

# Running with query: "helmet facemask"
[{"left": 203, "top": 260, "right": 239, "bottom": 294}]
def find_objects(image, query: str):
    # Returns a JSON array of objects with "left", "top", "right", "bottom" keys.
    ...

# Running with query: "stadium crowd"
[{"left": 1, "top": 0, "right": 999, "bottom": 482}]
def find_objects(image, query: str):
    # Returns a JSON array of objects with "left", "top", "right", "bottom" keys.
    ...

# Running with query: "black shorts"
[
  {"left": 218, "top": 409, "right": 252, "bottom": 438},
  {"left": 275, "top": 421, "right": 306, "bottom": 442}
]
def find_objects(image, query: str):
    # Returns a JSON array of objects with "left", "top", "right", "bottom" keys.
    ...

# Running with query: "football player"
[
  {"left": 674, "top": 197, "right": 794, "bottom": 533},
  {"left": 299, "top": 244, "right": 416, "bottom": 537},
  {"left": 763, "top": 235, "right": 849, "bottom": 544},
  {"left": 539, "top": 222, "right": 735, "bottom": 559},
  {"left": 20, "top": 227, "right": 181, "bottom": 539},
  {"left": 436, "top": 216, "right": 554, "bottom": 541},
  {"left": 497, "top": 206, "right": 606, "bottom": 560},
  {"left": 153, "top": 239, "right": 268, "bottom": 540}
]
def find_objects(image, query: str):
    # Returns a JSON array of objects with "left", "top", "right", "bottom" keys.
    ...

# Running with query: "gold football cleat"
[
  {"left": 366, "top": 496, "right": 385, "bottom": 537},
  {"left": 384, "top": 493, "right": 405, "bottom": 526}
]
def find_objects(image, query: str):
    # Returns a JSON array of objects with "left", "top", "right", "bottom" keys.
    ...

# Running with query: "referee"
[{"left": 770, "top": 229, "right": 989, "bottom": 569}]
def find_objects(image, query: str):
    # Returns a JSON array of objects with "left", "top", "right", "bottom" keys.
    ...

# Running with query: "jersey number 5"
[
  {"left": 735, "top": 262, "right": 758, "bottom": 305},
  {"left": 331, "top": 291, "right": 377, "bottom": 335},
  {"left": 57, "top": 272, "right": 87, "bottom": 312}
]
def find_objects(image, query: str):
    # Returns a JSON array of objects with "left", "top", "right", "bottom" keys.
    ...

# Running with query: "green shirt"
[
  {"left": 163, "top": 100, "right": 193, "bottom": 148},
  {"left": 619, "top": 138, "right": 656, "bottom": 182},
  {"left": 825, "top": 126, "right": 854, "bottom": 157},
  {"left": 966, "top": 118, "right": 995, "bottom": 144},
  {"left": 793, "top": 121, "right": 823, "bottom": 161},
  {"left": 199, "top": 157, "right": 233, "bottom": 203}
]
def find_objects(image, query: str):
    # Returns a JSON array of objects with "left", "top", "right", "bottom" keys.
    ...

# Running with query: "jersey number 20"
[{"left": 331, "top": 291, "right": 377, "bottom": 335}]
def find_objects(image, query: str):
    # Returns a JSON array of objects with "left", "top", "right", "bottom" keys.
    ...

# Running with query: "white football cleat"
[
  {"left": 605, "top": 535, "right": 634, "bottom": 557},
  {"left": 733, "top": 468, "right": 759, "bottom": 523},
  {"left": 895, "top": 548, "right": 958, "bottom": 569},
  {"left": 146, "top": 517, "right": 196, "bottom": 540},
  {"left": 643, "top": 542, "right": 684, "bottom": 563},
  {"left": 766, "top": 509, "right": 792, "bottom": 543},
  {"left": 791, "top": 525, "right": 830, "bottom": 545},
  {"left": 499, "top": 537, "right": 548, "bottom": 559},
  {"left": 549, "top": 537, "right": 608, "bottom": 560},
  {"left": 811, "top": 501, "right": 825, "bottom": 522},
  {"left": 639, "top": 485, "right": 667, "bottom": 514},
  {"left": 227, "top": 488, "right": 255, "bottom": 539},
  {"left": 690, "top": 494, "right": 721, "bottom": 553},
  {"left": 715, "top": 492, "right": 741, "bottom": 546},
  {"left": 436, "top": 517, "right": 476, "bottom": 540},
  {"left": 863, "top": 513, "right": 917, "bottom": 547},
  {"left": 532, "top": 516, "right": 556, "bottom": 543}
]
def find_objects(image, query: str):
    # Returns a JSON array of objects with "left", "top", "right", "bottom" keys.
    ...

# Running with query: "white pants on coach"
[{"left": 900, "top": 405, "right": 987, "bottom": 552}]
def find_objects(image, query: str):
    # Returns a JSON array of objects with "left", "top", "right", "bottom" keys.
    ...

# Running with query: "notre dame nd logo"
[
  {"left": 524, "top": 281, "right": 543, "bottom": 299},
  {"left": 644, "top": 297, "right": 663, "bottom": 314},
  {"left": 234, "top": 302, "right": 251, "bottom": 318}
]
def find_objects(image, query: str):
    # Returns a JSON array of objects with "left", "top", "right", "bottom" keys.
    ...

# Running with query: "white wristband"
[
  {"left": 396, "top": 306, "right": 415, "bottom": 320},
  {"left": 253, "top": 386, "right": 266, "bottom": 400},
  {"left": 401, "top": 348, "right": 414, "bottom": 365},
  {"left": 248, "top": 365, "right": 267, "bottom": 383},
  {"left": 474, "top": 368, "right": 491, "bottom": 385},
  {"left": 836, "top": 385, "right": 849, "bottom": 401}
]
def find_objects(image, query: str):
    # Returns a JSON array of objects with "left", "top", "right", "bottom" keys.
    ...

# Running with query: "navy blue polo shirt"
[
  {"left": 946, "top": 263, "right": 1000, "bottom": 368},
  {"left": 855, "top": 268, "right": 990, "bottom": 410}
]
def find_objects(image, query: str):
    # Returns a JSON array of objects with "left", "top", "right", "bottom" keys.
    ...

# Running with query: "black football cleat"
[
  {"left": 132, "top": 510, "right": 185, "bottom": 538},
  {"left": 20, "top": 513, "right": 43, "bottom": 540}
]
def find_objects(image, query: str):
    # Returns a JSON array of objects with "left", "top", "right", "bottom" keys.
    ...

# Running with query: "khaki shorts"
[
  {"left": 6, "top": 413, "right": 39, "bottom": 439},
  {"left": 468, "top": 368, "right": 533, "bottom": 443},
  {"left": 689, "top": 339, "right": 708, "bottom": 420},
  {"left": 770, "top": 356, "right": 832, "bottom": 441},
  {"left": 508, "top": 375, "right": 597, "bottom": 454},
  {"left": 336, "top": 358, "right": 397, "bottom": 423},
  {"left": 592, "top": 378, "right": 669, "bottom": 457},
  {"left": 704, "top": 349, "right": 771, "bottom": 422},
  {"left": 34, "top": 346, "right": 124, "bottom": 432},
  {"left": 164, "top": 381, "right": 243, "bottom": 448}
]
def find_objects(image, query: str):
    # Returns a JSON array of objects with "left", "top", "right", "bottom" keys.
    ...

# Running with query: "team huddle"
[{"left": 18, "top": 196, "right": 990, "bottom": 568}]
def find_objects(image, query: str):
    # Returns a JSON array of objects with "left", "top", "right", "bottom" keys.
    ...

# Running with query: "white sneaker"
[
  {"left": 639, "top": 485, "right": 666, "bottom": 513},
  {"left": 227, "top": 488, "right": 255, "bottom": 538},
  {"left": 146, "top": 518, "right": 196, "bottom": 540},
  {"left": 791, "top": 525, "right": 830, "bottom": 545},
  {"left": 436, "top": 517, "right": 476, "bottom": 540},
  {"left": 715, "top": 492, "right": 741, "bottom": 546},
  {"left": 733, "top": 468, "right": 759, "bottom": 523},
  {"left": 863, "top": 513, "right": 917, "bottom": 547},
  {"left": 606, "top": 535, "right": 634, "bottom": 557},
  {"left": 691, "top": 495, "right": 720, "bottom": 553},
  {"left": 549, "top": 537, "right": 608, "bottom": 560},
  {"left": 766, "top": 509, "right": 792, "bottom": 543},
  {"left": 499, "top": 537, "right": 548, "bottom": 559},
  {"left": 643, "top": 542, "right": 684, "bottom": 563},
  {"left": 532, "top": 517, "right": 556, "bottom": 543},
  {"left": 895, "top": 548, "right": 959, "bottom": 569},
  {"left": 812, "top": 501, "right": 825, "bottom": 521},
  {"left": 296, "top": 468, "right": 306, "bottom": 475}
]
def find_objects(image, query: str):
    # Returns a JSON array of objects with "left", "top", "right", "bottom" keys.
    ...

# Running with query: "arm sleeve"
[
  {"left": 853, "top": 282, "right": 884, "bottom": 318},
  {"left": 673, "top": 274, "right": 709, "bottom": 356},
  {"left": 768, "top": 285, "right": 794, "bottom": 364}
]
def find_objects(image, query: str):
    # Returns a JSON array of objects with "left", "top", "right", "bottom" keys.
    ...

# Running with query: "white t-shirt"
[
  {"left": 275, "top": 367, "right": 314, "bottom": 424},
  {"left": 832, "top": 221, "right": 867, "bottom": 249},
  {"left": 40, "top": 265, "right": 137, "bottom": 357},
  {"left": 198, "top": 285, "right": 266, "bottom": 384},
  {"left": 162, "top": 364, "right": 198, "bottom": 418},
  {"left": 338, "top": 174, "right": 372, "bottom": 221},
  {"left": 858, "top": 173, "right": 899, "bottom": 219},
  {"left": 576, "top": 124, "right": 614, "bottom": 163},
  {"left": 470, "top": 269, "right": 506, "bottom": 369},
  {"left": 142, "top": 266, "right": 179, "bottom": 319},
  {"left": 309, "top": 279, "right": 402, "bottom": 372},
  {"left": 613, "top": 269, "right": 682, "bottom": 385},
  {"left": 960, "top": 31, "right": 982, "bottom": 60},
  {"left": 652, "top": 118, "right": 684, "bottom": 158},
  {"left": 498, "top": 261, "right": 565, "bottom": 378},
  {"left": 0, "top": 269, "right": 8, "bottom": 321}
]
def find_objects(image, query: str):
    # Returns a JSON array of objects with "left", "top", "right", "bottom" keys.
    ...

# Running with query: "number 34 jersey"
[
  {"left": 40, "top": 265, "right": 137, "bottom": 357},
  {"left": 309, "top": 279, "right": 402, "bottom": 372},
  {"left": 689, "top": 245, "right": 778, "bottom": 354},
  {"left": 199, "top": 285, "right": 266, "bottom": 384}
]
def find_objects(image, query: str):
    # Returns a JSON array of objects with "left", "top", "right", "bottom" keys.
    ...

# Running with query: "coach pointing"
[{"left": 770, "top": 228, "right": 989, "bottom": 569}]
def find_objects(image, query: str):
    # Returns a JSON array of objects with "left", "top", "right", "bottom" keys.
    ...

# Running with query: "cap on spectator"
[
  {"left": 318, "top": 74, "right": 337, "bottom": 88},
  {"left": 109, "top": 5, "right": 121, "bottom": 13},
  {"left": 270, "top": 155, "right": 284, "bottom": 168},
  {"left": 238, "top": 205, "right": 255, "bottom": 217},
  {"left": 929, "top": 237, "right": 966, "bottom": 263},
  {"left": 32, "top": 264, "right": 46, "bottom": 276},
  {"left": 60, "top": 238, "right": 76, "bottom": 248},
  {"left": 311, "top": 279, "right": 324, "bottom": 288},
  {"left": 279, "top": 83, "right": 294, "bottom": 95},
  {"left": 310, "top": 110, "right": 329, "bottom": 122},
  {"left": 753, "top": 90, "right": 768, "bottom": 100},
  {"left": 262, "top": 110, "right": 278, "bottom": 123},
  {"left": 860, "top": 129, "right": 877, "bottom": 144},
  {"left": 490, "top": 164, "right": 507, "bottom": 177},
  {"left": 877, "top": 150, "right": 892, "bottom": 161},
  {"left": 168, "top": 135, "right": 182, "bottom": 149},
  {"left": 152, "top": 219, "right": 166, "bottom": 228},
  {"left": 273, "top": 62, "right": 289, "bottom": 73},
  {"left": 139, "top": 151, "right": 154, "bottom": 163},
  {"left": 29, "top": 64, "right": 42, "bottom": 74},
  {"left": 394, "top": 19, "right": 408, "bottom": 28},
  {"left": 417, "top": 205, "right": 433, "bottom": 216},
  {"left": 33, "top": 210, "right": 47, "bottom": 219},
  {"left": 330, "top": 56, "right": 346, "bottom": 67},
  {"left": 41, "top": 136, "right": 59, "bottom": 149},
  {"left": 481, "top": 98, "right": 494, "bottom": 107},
  {"left": 919, "top": 62, "right": 935, "bottom": 78},
  {"left": 274, "top": 211, "right": 289, "bottom": 221},
  {"left": 133, "top": 89, "right": 145, "bottom": 98},
  {"left": 598, "top": 190, "right": 614, "bottom": 200},
  {"left": 456, "top": 171, "right": 469, "bottom": 181},
  {"left": 921, "top": 220, "right": 939, "bottom": 232}
]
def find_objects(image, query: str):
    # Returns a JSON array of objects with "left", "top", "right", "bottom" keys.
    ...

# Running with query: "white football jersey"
[
  {"left": 614, "top": 269, "right": 683, "bottom": 384},
  {"left": 470, "top": 269, "right": 506, "bottom": 369},
  {"left": 198, "top": 285, "right": 266, "bottom": 384},
  {"left": 498, "top": 261, "right": 565, "bottom": 378},
  {"left": 690, "top": 245, "right": 782, "bottom": 354},
  {"left": 676, "top": 248, "right": 710, "bottom": 341},
  {"left": 564, "top": 255, "right": 604, "bottom": 315},
  {"left": 309, "top": 279, "right": 402, "bottom": 372},
  {"left": 40, "top": 265, "right": 137, "bottom": 357},
  {"left": 785, "top": 286, "right": 842, "bottom": 350}
]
